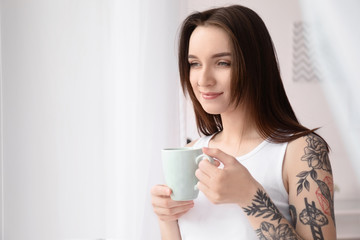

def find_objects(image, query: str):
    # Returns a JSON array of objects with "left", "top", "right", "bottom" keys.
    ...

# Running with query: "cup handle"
[
  {"left": 195, "top": 153, "right": 214, "bottom": 165},
  {"left": 194, "top": 154, "right": 215, "bottom": 190}
]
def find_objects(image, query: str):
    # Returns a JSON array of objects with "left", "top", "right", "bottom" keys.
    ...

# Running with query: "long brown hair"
[{"left": 178, "top": 5, "right": 319, "bottom": 143}]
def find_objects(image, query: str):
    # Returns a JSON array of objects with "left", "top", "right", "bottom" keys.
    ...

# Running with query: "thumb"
[
  {"left": 151, "top": 184, "right": 172, "bottom": 197},
  {"left": 202, "top": 147, "right": 236, "bottom": 166}
]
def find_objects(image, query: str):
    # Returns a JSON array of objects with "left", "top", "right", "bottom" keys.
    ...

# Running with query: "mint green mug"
[{"left": 161, "top": 147, "right": 214, "bottom": 201}]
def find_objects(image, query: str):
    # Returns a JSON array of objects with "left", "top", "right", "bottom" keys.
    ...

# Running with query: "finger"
[
  {"left": 156, "top": 202, "right": 194, "bottom": 216},
  {"left": 213, "top": 159, "right": 221, "bottom": 167},
  {"left": 198, "top": 158, "right": 219, "bottom": 176},
  {"left": 195, "top": 168, "right": 211, "bottom": 185},
  {"left": 152, "top": 196, "right": 193, "bottom": 209},
  {"left": 197, "top": 181, "right": 222, "bottom": 204},
  {"left": 198, "top": 154, "right": 220, "bottom": 167},
  {"left": 151, "top": 185, "right": 171, "bottom": 197},
  {"left": 197, "top": 181, "right": 212, "bottom": 199},
  {"left": 155, "top": 203, "right": 194, "bottom": 221},
  {"left": 202, "top": 147, "right": 236, "bottom": 166}
]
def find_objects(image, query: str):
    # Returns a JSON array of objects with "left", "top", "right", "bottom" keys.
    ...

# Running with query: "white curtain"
[
  {"left": 1, "top": 0, "right": 182, "bottom": 239},
  {"left": 299, "top": 0, "right": 360, "bottom": 183}
]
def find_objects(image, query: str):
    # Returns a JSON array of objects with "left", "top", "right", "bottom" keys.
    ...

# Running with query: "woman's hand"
[
  {"left": 151, "top": 185, "right": 194, "bottom": 222},
  {"left": 195, "top": 147, "right": 259, "bottom": 206}
]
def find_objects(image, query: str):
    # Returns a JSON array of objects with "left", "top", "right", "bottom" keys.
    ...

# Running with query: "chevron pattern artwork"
[{"left": 292, "top": 21, "right": 321, "bottom": 82}]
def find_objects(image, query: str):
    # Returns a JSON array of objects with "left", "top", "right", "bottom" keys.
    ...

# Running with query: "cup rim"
[{"left": 162, "top": 147, "right": 202, "bottom": 151}]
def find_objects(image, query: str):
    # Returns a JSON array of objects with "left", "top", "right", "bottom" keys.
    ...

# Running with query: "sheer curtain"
[
  {"left": 1, "top": 0, "right": 182, "bottom": 239},
  {"left": 299, "top": 0, "right": 360, "bottom": 183}
]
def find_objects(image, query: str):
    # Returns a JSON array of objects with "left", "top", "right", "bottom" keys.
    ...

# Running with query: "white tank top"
[{"left": 178, "top": 134, "right": 291, "bottom": 240}]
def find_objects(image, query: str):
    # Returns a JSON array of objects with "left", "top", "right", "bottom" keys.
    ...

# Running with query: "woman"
[{"left": 151, "top": 5, "right": 336, "bottom": 240}]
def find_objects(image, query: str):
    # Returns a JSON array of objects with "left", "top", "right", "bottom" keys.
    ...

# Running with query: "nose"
[{"left": 197, "top": 66, "right": 215, "bottom": 87}]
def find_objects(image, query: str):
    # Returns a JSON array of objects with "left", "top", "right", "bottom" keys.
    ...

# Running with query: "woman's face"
[{"left": 188, "top": 25, "right": 233, "bottom": 115}]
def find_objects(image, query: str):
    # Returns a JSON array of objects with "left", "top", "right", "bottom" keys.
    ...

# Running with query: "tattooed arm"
[
  {"left": 240, "top": 134, "right": 336, "bottom": 239},
  {"left": 283, "top": 133, "right": 336, "bottom": 239},
  {"left": 242, "top": 188, "right": 302, "bottom": 239}
]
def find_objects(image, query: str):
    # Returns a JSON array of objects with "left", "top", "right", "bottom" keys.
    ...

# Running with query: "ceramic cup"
[{"left": 161, "top": 147, "right": 214, "bottom": 201}]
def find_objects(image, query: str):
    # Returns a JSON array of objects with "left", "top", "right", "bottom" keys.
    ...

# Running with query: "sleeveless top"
[{"left": 178, "top": 134, "right": 291, "bottom": 240}]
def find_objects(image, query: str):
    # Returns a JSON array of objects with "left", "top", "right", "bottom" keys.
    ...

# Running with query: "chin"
[{"left": 201, "top": 106, "right": 225, "bottom": 115}]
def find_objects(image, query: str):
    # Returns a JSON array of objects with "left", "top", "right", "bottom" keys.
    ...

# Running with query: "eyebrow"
[{"left": 188, "top": 52, "right": 232, "bottom": 59}]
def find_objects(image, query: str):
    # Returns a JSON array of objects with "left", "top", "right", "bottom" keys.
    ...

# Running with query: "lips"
[{"left": 201, "top": 92, "right": 223, "bottom": 100}]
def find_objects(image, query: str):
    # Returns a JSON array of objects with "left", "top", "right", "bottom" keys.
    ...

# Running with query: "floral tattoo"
[
  {"left": 296, "top": 134, "right": 335, "bottom": 222},
  {"left": 301, "top": 134, "right": 331, "bottom": 173},
  {"left": 256, "top": 222, "right": 298, "bottom": 240}
]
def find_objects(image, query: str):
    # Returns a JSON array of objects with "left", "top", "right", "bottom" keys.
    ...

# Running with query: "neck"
[{"left": 217, "top": 105, "right": 262, "bottom": 145}]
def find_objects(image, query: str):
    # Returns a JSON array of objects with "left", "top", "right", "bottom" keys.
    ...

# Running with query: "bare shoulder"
[
  {"left": 283, "top": 133, "right": 332, "bottom": 194},
  {"left": 285, "top": 133, "right": 330, "bottom": 171}
]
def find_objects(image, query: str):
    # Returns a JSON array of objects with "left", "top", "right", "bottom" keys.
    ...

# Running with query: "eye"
[
  {"left": 217, "top": 61, "right": 231, "bottom": 67},
  {"left": 189, "top": 62, "right": 201, "bottom": 68}
]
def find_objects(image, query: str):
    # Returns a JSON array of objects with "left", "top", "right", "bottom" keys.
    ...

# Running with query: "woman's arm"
[
  {"left": 196, "top": 135, "right": 336, "bottom": 239},
  {"left": 240, "top": 134, "right": 336, "bottom": 239},
  {"left": 158, "top": 217, "right": 181, "bottom": 240},
  {"left": 151, "top": 185, "right": 193, "bottom": 240},
  {"left": 239, "top": 186, "right": 304, "bottom": 239},
  {"left": 283, "top": 133, "right": 336, "bottom": 239}
]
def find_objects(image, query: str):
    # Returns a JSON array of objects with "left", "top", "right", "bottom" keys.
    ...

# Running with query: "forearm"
[
  {"left": 158, "top": 219, "right": 181, "bottom": 240},
  {"left": 240, "top": 187, "right": 303, "bottom": 239}
]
